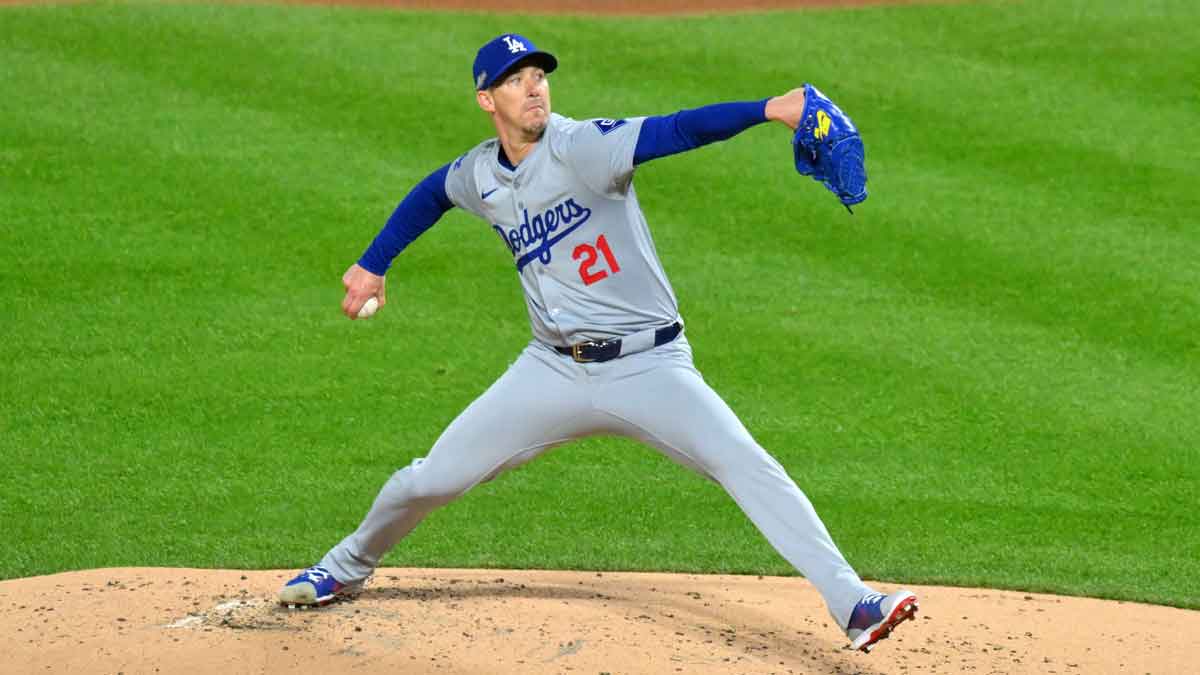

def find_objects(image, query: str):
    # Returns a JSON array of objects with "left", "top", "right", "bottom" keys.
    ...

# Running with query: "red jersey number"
[{"left": 573, "top": 234, "right": 621, "bottom": 286}]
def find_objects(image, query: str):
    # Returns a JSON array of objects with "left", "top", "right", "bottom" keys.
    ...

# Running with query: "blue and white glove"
[{"left": 792, "top": 83, "right": 867, "bottom": 212}]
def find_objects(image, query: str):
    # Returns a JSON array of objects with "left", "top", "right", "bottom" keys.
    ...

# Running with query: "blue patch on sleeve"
[
  {"left": 452, "top": 154, "right": 465, "bottom": 170},
  {"left": 592, "top": 118, "right": 628, "bottom": 135}
]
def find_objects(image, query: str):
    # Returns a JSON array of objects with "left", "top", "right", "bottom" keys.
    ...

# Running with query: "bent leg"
[
  {"left": 322, "top": 345, "right": 593, "bottom": 582},
  {"left": 594, "top": 342, "right": 871, "bottom": 628}
]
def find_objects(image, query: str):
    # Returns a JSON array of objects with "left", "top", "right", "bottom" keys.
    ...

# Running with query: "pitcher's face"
[{"left": 479, "top": 64, "right": 551, "bottom": 138}]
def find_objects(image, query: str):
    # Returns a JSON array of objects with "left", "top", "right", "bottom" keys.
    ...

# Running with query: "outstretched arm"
[
  {"left": 632, "top": 88, "right": 806, "bottom": 166},
  {"left": 343, "top": 163, "right": 454, "bottom": 320}
]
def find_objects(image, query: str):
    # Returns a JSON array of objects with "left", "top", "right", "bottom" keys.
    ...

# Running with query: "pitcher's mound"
[{"left": 2, "top": 567, "right": 1194, "bottom": 674}]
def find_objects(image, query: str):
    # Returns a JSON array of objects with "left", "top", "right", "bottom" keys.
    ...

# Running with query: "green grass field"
[{"left": 2, "top": 0, "right": 1197, "bottom": 609}]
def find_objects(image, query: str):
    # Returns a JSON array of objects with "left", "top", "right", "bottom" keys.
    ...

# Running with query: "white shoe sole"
[{"left": 278, "top": 580, "right": 363, "bottom": 609}]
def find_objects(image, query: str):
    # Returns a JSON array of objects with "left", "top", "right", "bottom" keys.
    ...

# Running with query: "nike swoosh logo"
[{"left": 481, "top": 188, "right": 499, "bottom": 200}]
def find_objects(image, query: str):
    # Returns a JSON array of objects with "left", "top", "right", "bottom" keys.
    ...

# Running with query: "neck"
[{"left": 496, "top": 124, "right": 543, "bottom": 167}]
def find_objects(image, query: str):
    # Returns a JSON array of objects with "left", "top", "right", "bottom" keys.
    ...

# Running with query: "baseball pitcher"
[{"left": 280, "top": 33, "right": 915, "bottom": 653}]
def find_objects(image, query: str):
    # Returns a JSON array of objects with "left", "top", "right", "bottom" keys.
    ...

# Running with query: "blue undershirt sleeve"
[
  {"left": 633, "top": 99, "right": 771, "bottom": 166},
  {"left": 357, "top": 163, "right": 454, "bottom": 275}
]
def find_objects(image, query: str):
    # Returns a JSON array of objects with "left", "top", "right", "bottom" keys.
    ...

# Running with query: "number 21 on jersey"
[{"left": 573, "top": 234, "right": 620, "bottom": 285}]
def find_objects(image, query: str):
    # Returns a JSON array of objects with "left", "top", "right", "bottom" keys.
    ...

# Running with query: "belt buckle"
[{"left": 571, "top": 342, "right": 594, "bottom": 363}]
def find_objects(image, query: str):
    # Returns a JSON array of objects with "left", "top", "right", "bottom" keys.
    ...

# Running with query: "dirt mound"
[{"left": 3, "top": 567, "right": 1194, "bottom": 674}]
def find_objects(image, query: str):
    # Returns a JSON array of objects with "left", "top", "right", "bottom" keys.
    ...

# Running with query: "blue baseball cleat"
[
  {"left": 278, "top": 565, "right": 364, "bottom": 608},
  {"left": 846, "top": 589, "right": 919, "bottom": 652}
]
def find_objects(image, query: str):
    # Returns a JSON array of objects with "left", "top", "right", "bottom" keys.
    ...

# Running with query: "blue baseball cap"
[{"left": 473, "top": 34, "right": 557, "bottom": 91}]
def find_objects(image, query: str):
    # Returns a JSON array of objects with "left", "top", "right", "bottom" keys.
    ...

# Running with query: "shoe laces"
[
  {"left": 301, "top": 566, "right": 332, "bottom": 583},
  {"left": 858, "top": 592, "right": 886, "bottom": 607}
]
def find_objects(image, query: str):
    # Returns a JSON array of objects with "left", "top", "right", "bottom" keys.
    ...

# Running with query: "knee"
[{"left": 386, "top": 459, "right": 467, "bottom": 507}]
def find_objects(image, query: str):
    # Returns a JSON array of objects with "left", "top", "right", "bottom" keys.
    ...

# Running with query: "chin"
[{"left": 523, "top": 116, "right": 549, "bottom": 136}]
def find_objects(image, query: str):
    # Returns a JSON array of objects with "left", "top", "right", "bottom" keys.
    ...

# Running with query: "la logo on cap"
[{"left": 502, "top": 36, "right": 527, "bottom": 54}]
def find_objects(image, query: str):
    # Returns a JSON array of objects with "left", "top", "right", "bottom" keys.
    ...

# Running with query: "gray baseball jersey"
[{"left": 444, "top": 113, "right": 679, "bottom": 345}]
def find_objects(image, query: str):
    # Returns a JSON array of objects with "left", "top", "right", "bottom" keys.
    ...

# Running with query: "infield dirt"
[{"left": 5, "top": 566, "right": 1198, "bottom": 674}]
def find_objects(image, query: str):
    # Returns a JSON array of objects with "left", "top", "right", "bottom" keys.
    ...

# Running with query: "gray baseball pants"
[{"left": 321, "top": 336, "right": 871, "bottom": 627}]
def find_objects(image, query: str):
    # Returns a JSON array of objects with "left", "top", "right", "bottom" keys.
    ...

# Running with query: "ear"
[{"left": 476, "top": 89, "right": 495, "bottom": 113}]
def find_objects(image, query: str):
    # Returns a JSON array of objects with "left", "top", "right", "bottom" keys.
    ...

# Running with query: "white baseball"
[{"left": 356, "top": 296, "right": 380, "bottom": 319}]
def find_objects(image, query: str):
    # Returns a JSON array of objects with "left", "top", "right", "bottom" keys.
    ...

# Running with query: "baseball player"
[{"left": 280, "top": 33, "right": 916, "bottom": 653}]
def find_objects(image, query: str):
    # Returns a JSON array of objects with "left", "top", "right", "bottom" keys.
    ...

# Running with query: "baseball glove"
[{"left": 792, "top": 83, "right": 867, "bottom": 212}]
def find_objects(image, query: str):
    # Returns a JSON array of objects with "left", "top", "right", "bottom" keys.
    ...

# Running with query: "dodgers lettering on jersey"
[
  {"left": 444, "top": 114, "right": 680, "bottom": 346},
  {"left": 493, "top": 198, "right": 593, "bottom": 271}
]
